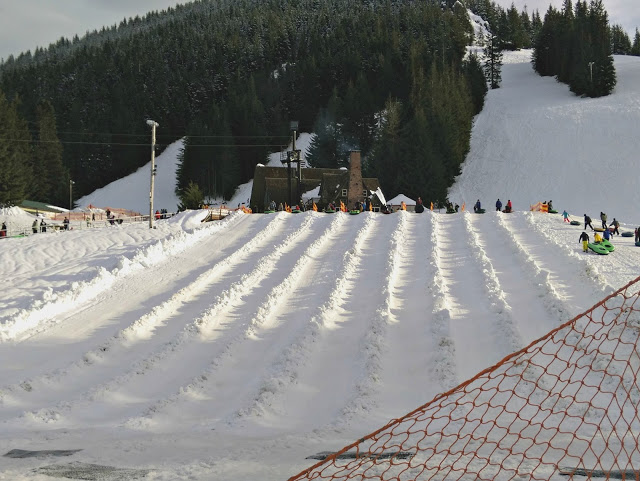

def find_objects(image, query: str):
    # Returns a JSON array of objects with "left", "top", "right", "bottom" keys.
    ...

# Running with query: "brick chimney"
[{"left": 347, "top": 151, "right": 363, "bottom": 210}]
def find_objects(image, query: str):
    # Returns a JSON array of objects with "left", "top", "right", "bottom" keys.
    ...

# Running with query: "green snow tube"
[
  {"left": 621, "top": 231, "right": 634, "bottom": 237},
  {"left": 264, "top": 210, "right": 276, "bottom": 214},
  {"left": 474, "top": 209, "right": 486, "bottom": 214},
  {"left": 636, "top": 241, "right": 640, "bottom": 247},
  {"left": 291, "top": 209, "right": 301, "bottom": 214},
  {"left": 349, "top": 210, "right": 361, "bottom": 215},
  {"left": 588, "top": 243, "right": 609, "bottom": 255},
  {"left": 601, "top": 239, "right": 615, "bottom": 252},
  {"left": 324, "top": 209, "right": 335, "bottom": 214},
  {"left": 570, "top": 220, "right": 580, "bottom": 226}
]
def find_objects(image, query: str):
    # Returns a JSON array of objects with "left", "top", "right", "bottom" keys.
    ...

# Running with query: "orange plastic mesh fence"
[{"left": 289, "top": 276, "right": 640, "bottom": 481}]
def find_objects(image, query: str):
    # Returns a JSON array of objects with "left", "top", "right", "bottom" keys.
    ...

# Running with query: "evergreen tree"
[
  {"left": 0, "top": 92, "right": 32, "bottom": 206},
  {"left": 34, "top": 100, "right": 68, "bottom": 205},
  {"left": 632, "top": 28, "right": 640, "bottom": 56},
  {"left": 611, "top": 24, "right": 632, "bottom": 54},
  {"left": 177, "top": 181, "right": 204, "bottom": 211},
  {"left": 463, "top": 53, "right": 488, "bottom": 115},
  {"left": 483, "top": 33, "right": 503, "bottom": 89}
]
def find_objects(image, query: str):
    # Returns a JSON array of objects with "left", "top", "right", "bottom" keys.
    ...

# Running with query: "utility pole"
[
  {"left": 69, "top": 179, "right": 74, "bottom": 215},
  {"left": 588, "top": 61, "right": 595, "bottom": 82},
  {"left": 289, "top": 120, "right": 298, "bottom": 208},
  {"left": 147, "top": 119, "right": 159, "bottom": 228}
]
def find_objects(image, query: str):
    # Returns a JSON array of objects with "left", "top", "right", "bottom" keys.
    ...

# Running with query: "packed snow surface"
[{"left": 1, "top": 52, "right": 640, "bottom": 480}]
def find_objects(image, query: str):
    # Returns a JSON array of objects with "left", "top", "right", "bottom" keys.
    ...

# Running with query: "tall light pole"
[
  {"left": 588, "top": 61, "right": 595, "bottom": 82},
  {"left": 147, "top": 119, "right": 159, "bottom": 228},
  {"left": 69, "top": 179, "right": 74, "bottom": 214}
]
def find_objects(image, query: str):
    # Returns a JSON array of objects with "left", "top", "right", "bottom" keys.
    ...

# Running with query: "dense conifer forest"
[{"left": 0, "top": 0, "right": 634, "bottom": 209}]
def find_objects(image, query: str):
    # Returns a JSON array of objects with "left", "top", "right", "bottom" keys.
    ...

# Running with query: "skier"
[
  {"left": 610, "top": 218, "right": 620, "bottom": 235},
  {"left": 579, "top": 231, "right": 590, "bottom": 252},
  {"left": 496, "top": 199, "right": 502, "bottom": 211},
  {"left": 600, "top": 212, "right": 607, "bottom": 229},
  {"left": 562, "top": 210, "right": 570, "bottom": 223},
  {"left": 584, "top": 214, "right": 594, "bottom": 231}
]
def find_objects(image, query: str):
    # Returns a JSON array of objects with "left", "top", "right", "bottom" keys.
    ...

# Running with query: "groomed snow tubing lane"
[
  {"left": 621, "top": 231, "right": 634, "bottom": 237},
  {"left": 570, "top": 220, "right": 580, "bottom": 226},
  {"left": 588, "top": 243, "right": 609, "bottom": 255}
]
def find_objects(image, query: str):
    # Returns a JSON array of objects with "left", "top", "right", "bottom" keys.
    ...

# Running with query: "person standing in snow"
[
  {"left": 496, "top": 199, "right": 502, "bottom": 211},
  {"left": 0, "top": 222, "right": 6, "bottom": 237},
  {"left": 579, "top": 231, "right": 590, "bottom": 252},
  {"left": 562, "top": 210, "right": 570, "bottom": 222},
  {"left": 63, "top": 217, "right": 70, "bottom": 230},
  {"left": 584, "top": 214, "right": 594, "bottom": 231},
  {"left": 474, "top": 199, "right": 481, "bottom": 213},
  {"left": 603, "top": 227, "right": 612, "bottom": 241},
  {"left": 32, "top": 218, "right": 39, "bottom": 233},
  {"left": 600, "top": 212, "right": 607, "bottom": 229},
  {"left": 636, "top": 227, "right": 640, "bottom": 244},
  {"left": 610, "top": 218, "right": 620, "bottom": 235}
]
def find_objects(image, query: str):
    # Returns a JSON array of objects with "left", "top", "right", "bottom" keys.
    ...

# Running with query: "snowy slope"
[
  {"left": 1, "top": 54, "right": 640, "bottom": 480},
  {"left": 449, "top": 51, "right": 640, "bottom": 226}
]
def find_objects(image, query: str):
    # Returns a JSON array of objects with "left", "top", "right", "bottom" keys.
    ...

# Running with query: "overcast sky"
[{"left": 0, "top": 0, "right": 638, "bottom": 62}]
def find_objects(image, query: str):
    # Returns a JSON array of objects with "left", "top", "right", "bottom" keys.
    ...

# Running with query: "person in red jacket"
[
  {"left": 505, "top": 199, "right": 513, "bottom": 213},
  {"left": 155, "top": 210, "right": 161, "bottom": 220}
]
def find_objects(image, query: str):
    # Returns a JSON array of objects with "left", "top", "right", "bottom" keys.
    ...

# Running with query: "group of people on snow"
[{"left": 495, "top": 199, "right": 512, "bottom": 213}]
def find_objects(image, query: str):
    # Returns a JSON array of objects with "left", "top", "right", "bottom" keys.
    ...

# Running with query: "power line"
[{"left": 0, "top": 137, "right": 291, "bottom": 148}]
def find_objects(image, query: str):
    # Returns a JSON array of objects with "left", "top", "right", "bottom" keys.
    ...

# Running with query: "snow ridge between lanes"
[
  {"left": 123, "top": 212, "right": 349, "bottom": 428},
  {"left": 429, "top": 213, "right": 458, "bottom": 391},
  {"left": 463, "top": 214, "right": 523, "bottom": 356},
  {"left": 336, "top": 211, "right": 406, "bottom": 424},
  {"left": 0, "top": 214, "right": 289, "bottom": 405},
  {"left": 7, "top": 214, "right": 316, "bottom": 425},
  {"left": 235, "top": 213, "right": 381, "bottom": 421},
  {"left": 0, "top": 213, "right": 244, "bottom": 343}
]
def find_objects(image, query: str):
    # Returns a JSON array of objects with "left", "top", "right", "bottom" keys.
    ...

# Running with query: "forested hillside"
[{"left": 0, "top": 0, "right": 490, "bottom": 208}]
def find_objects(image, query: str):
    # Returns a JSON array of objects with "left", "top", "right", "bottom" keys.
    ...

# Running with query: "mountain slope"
[{"left": 449, "top": 51, "right": 640, "bottom": 225}]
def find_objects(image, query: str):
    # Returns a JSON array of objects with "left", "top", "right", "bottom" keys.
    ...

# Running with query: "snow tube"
[
  {"left": 601, "top": 239, "right": 615, "bottom": 252},
  {"left": 588, "top": 243, "right": 609, "bottom": 255},
  {"left": 349, "top": 210, "right": 361, "bottom": 215},
  {"left": 264, "top": 210, "right": 276, "bottom": 214},
  {"left": 291, "top": 209, "right": 301, "bottom": 214},
  {"left": 636, "top": 241, "right": 640, "bottom": 247},
  {"left": 415, "top": 204, "right": 425, "bottom": 213},
  {"left": 324, "top": 209, "right": 335, "bottom": 214},
  {"left": 548, "top": 209, "right": 558, "bottom": 214},
  {"left": 621, "top": 231, "right": 634, "bottom": 237},
  {"left": 474, "top": 208, "right": 486, "bottom": 214},
  {"left": 570, "top": 220, "right": 580, "bottom": 226},
  {"left": 593, "top": 227, "right": 604, "bottom": 232}
]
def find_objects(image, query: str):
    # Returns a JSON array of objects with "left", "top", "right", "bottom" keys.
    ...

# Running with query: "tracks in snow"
[{"left": 0, "top": 211, "right": 620, "bottom": 442}]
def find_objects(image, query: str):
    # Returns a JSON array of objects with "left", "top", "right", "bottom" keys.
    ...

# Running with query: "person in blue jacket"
[
  {"left": 474, "top": 199, "right": 481, "bottom": 213},
  {"left": 496, "top": 199, "right": 502, "bottom": 211},
  {"left": 603, "top": 227, "right": 612, "bottom": 241}
]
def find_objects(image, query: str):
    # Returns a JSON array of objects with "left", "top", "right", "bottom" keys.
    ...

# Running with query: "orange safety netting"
[{"left": 289, "top": 276, "right": 640, "bottom": 480}]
